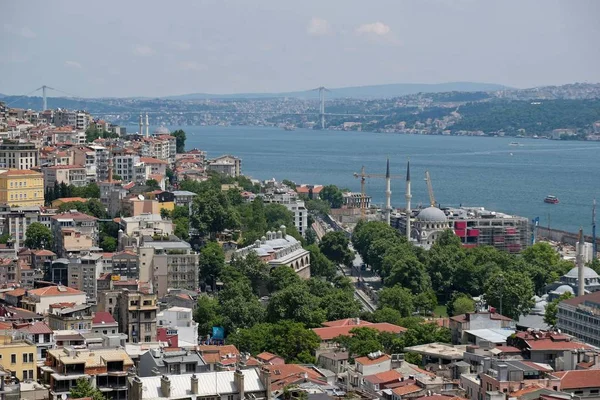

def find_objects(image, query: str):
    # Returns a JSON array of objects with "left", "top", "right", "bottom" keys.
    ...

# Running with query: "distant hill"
[{"left": 164, "top": 82, "right": 511, "bottom": 100}]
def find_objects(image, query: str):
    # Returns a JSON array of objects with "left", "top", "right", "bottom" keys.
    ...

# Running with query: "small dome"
[
  {"left": 553, "top": 285, "right": 574, "bottom": 294},
  {"left": 417, "top": 207, "right": 448, "bottom": 222},
  {"left": 154, "top": 126, "right": 170, "bottom": 135},
  {"left": 564, "top": 267, "right": 599, "bottom": 279}
]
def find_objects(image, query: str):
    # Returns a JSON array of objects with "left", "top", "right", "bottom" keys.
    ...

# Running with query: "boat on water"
[
  {"left": 544, "top": 195, "right": 559, "bottom": 204},
  {"left": 283, "top": 125, "right": 296, "bottom": 131},
  {"left": 509, "top": 142, "right": 520, "bottom": 146}
]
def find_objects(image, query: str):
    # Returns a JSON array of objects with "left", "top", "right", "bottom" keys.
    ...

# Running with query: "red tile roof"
[
  {"left": 0, "top": 169, "right": 42, "bottom": 176},
  {"left": 92, "top": 311, "right": 117, "bottom": 325},
  {"left": 554, "top": 370, "right": 600, "bottom": 389},
  {"left": 32, "top": 249, "right": 56, "bottom": 256},
  {"left": 312, "top": 322, "right": 406, "bottom": 340},
  {"left": 363, "top": 369, "right": 402, "bottom": 385},
  {"left": 140, "top": 157, "right": 168, "bottom": 165},
  {"left": 50, "top": 211, "right": 97, "bottom": 221},
  {"left": 322, "top": 318, "right": 374, "bottom": 327},
  {"left": 5, "top": 288, "right": 26, "bottom": 297},
  {"left": 562, "top": 291, "right": 600, "bottom": 306},
  {"left": 27, "top": 285, "right": 85, "bottom": 297},
  {"left": 256, "top": 352, "right": 281, "bottom": 362},
  {"left": 17, "top": 321, "right": 53, "bottom": 334},
  {"left": 391, "top": 384, "right": 421, "bottom": 396},
  {"left": 355, "top": 354, "right": 391, "bottom": 366},
  {"left": 450, "top": 312, "right": 512, "bottom": 323}
]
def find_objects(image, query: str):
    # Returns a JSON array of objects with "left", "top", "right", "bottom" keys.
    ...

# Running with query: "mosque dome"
[
  {"left": 154, "top": 125, "right": 170, "bottom": 135},
  {"left": 564, "top": 266, "right": 599, "bottom": 279},
  {"left": 553, "top": 285, "right": 574, "bottom": 294},
  {"left": 416, "top": 207, "right": 448, "bottom": 223}
]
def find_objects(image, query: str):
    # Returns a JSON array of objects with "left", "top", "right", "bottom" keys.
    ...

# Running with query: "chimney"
[
  {"left": 191, "top": 374, "right": 198, "bottom": 395},
  {"left": 131, "top": 377, "right": 143, "bottom": 400},
  {"left": 260, "top": 368, "right": 272, "bottom": 400},
  {"left": 234, "top": 369, "right": 245, "bottom": 400},
  {"left": 160, "top": 375, "right": 171, "bottom": 398}
]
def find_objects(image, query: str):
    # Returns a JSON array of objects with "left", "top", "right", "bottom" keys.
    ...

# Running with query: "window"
[
  {"left": 144, "top": 336, "right": 151, "bottom": 343},
  {"left": 144, "top": 312, "right": 152, "bottom": 319},
  {"left": 11, "top": 354, "right": 16, "bottom": 364},
  {"left": 23, "top": 354, "right": 28, "bottom": 363},
  {"left": 145, "top": 323, "right": 152, "bottom": 330}
]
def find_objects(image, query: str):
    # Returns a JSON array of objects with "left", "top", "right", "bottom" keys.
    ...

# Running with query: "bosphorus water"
[{"left": 157, "top": 125, "right": 600, "bottom": 233}]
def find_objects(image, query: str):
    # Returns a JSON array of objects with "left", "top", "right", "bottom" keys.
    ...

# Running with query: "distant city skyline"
[{"left": 1, "top": 0, "right": 599, "bottom": 98}]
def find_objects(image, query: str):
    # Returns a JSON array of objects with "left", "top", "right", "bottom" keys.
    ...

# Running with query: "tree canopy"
[
  {"left": 320, "top": 185, "right": 344, "bottom": 209},
  {"left": 24, "top": 222, "right": 53, "bottom": 250}
]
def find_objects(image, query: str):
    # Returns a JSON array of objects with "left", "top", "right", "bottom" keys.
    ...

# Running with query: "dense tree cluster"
[
  {"left": 171, "top": 129, "right": 187, "bottom": 153},
  {"left": 319, "top": 185, "right": 344, "bottom": 209},
  {"left": 24, "top": 222, "right": 53, "bottom": 250},
  {"left": 44, "top": 182, "right": 100, "bottom": 205},
  {"left": 353, "top": 221, "right": 573, "bottom": 320}
]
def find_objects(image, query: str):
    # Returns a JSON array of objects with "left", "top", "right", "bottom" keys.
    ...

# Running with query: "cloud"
[
  {"left": 307, "top": 17, "right": 331, "bottom": 36},
  {"left": 173, "top": 41, "right": 191, "bottom": 51},
  {"left": 178, "top": 61, "right": 207, "bottom": 72},
  {"left": 3, "top": 24, "right": 37, "bottom": 39},
  {"left": 64, "top": 60, "right": 82, "bottom": 69},
  {"left": 134, "top": 45, "right": 156, "bottom": 56},
  {"left": 356, "top": 22, "right": 391, "bottom": 36}
]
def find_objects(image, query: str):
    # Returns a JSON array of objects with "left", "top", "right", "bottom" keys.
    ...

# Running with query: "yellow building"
[
  {"left": 0, "top": 335, "right": 37, "bottom": 381},
  {"left": 0, "top": 169, "right": 44, "bottom": 207}
]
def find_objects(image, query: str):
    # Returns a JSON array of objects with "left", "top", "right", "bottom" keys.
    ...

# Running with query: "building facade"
[
  {"left": 0, "top": 170, "right": 44, "bottom": 207},
  {"left": 0, "top": 142, "right": 39, "bottom": 170},
  {"left": 117, "top": 290, "right": 158, "bottom": 343}
]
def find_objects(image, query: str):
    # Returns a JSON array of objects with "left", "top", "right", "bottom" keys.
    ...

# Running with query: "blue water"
[{"left": 144, "top": 126, "right": 600, "bottom": 233}]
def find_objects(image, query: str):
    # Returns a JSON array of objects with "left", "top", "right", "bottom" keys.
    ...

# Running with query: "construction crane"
[
  {"left": 353, "top": 161, "right": 404, "bottom": 221},
  {"left": 424, "top": 170, "right": 436, "bottom": 207}
]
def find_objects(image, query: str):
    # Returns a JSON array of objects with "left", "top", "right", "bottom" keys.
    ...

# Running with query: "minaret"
[
  {"left": 145, "top": 113, "right": 150, "bottom": 138},
  {"left": 577, "top": 226, "right": 585, "bottom": 297},
  {"left": 139, "top": 114, "right": 143, "bottom": 136},
  {"left": 385, "top": 158, "right": 392, "bottom": 225},
  {"left": 405, "top": 160, "right": 412, "bottom": 241}
]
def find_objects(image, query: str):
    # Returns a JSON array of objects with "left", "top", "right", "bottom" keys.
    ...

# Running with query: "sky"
[{"left": 1, "top": 0, "right": 599, "bottom": 98}]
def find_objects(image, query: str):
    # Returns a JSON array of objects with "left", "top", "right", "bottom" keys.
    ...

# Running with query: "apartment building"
[
  {"left": 0, "top": 142, "right": 39, "bottom": 170},
  {"left": 0, "top": 205, "right": 43, "bottom": 248},
  {"left": 207, "top": 155, "right": 242, "bottom": 177},
  {"left": 117, "top": 290, "right": 158, "bottom": 343},
  {"left": 138, "top": 237, "right": 199, "bottom": 298},
  {"left": 138, "top": 348, "right": 208, "bottom": 377},
  {"left": 0, "top": 169, "right": 44, "bottom": 207},
  {"left": 43, "top": 164, "right": 87, "bottom": 189},
  {"left": 17, "top": 321, "right": 55, "bottom": 362},
  {"left": 0, "top": 335, "right": 37, "bottom": 381},
  {"left": 21, "top": 285, "right": 87, "bottom": 314},
  {"left": 47, "top": 303, "right": 93, "bottom": 331},
  {"left": 557, "top": 291, "right": 600, "bottom": 347},
  {"left": 157, "top": 306, "right": 199, "bottom": 347},
  {"left": 50, "top": 211, "right": 98, "bottom": 257},
  {"left": 68, "top": 253, "right": 103, "bottom": 300},
  {"left": 44, "top": 347, "right": 133, "bottom": 400}
]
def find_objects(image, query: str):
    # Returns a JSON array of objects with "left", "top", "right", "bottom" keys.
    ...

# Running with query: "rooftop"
[
  {"left": 136, "top": 369, "right": 264, "bottom": 399},
  {"left": 355, "top": 354, "right": 391, "bottom": 366},
  {"left": 312, "top": 322, "right": 406, "bottom": 341},
  {"left": 48, "top": 347, "right": 133, "bottom": 368},
  {"left": 553, "top": 370, "right": 600, "bottom": 389},
  {"left": 92, "top": 311, "right": 117, "bottom": 325},
  {"left": 27, "top": 285, "right": 85, "bottom": 297}
]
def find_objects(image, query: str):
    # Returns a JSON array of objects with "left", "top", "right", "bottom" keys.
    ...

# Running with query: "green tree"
[
  {"left": 385, "top": 254, "right": 431, "bottom": 295},
  {"left": 268, "top": 266, "right": 302, "bottom": 293},
  {"left": 53, "top": 181, "right": 60, "bottom": 201},
  {"left": 101, "top": 236, "right": 117, "bottom": 252},
  {"left": 321, "top": 289, "right": 361, "bottom": 321},
  {"left": 24, "top": 222, "right": 53, "bottom": 250},
  {"left": 266, "top": 283, "right": 326, "bottom": 327},
  {"left": 172, "top": 129, "right": 187, "bottom": 153},
  {"left": 218, "top": 280, "right": 266, "bottom": 333},
  {"left": 174, "top": 217, "right": 190, "bottom": 240},
  {"left": 413, "top": 289, "right": 438, "bottom": 316},
  {"left": 191, "top": 189, "right": 240, "bottom": 239},
  {"left": 319, "top": 231, "right": 353, "bottom": 266},
  {"left": 0, "top": 233, "right": 11, "bottom": 244},
  {"left": 306, "top": 244, "right": 336, "bottom": 279},
  {"left": 230, "top": 253, "right": 271, "bottom": 295},
  {"left": 484, "top": 271, "right": 535, "bottom": 320},
  {"left": 305, "top": 228, "right": 317, "bottom": 246},
  {"left": 194, "top": 295, "right": 222, "bottom": 336},
  {"left": 282, "top": 179, "right": 296, "bottom": 189},
  {"left": 450, "top": 295, "right": 475, "bottom": 316},
  {"left": 160, "top": 208, "right": 171, "bottom": 219},
  {"left": 589, "top": 258, "right": 600, "bottom": 275},
  {"left": 320, "top": 185, "right": 344, "bottom": 208},
  {"left": 199, "top": 242, "right": 225, "bottom": 290},
  {"left": 333, "top": 327, "right": 384, "bottom": 357},
  {"left": 544, "top": 291, "right": 573, "bottom": 328},
  {"left": 427, "top": 230, "right": 466, "bottom": 300},
  {"left": 70, "top": 377, "right": 106, "bottom": 400},
  {"left": 145, "top": 179, "right": 161, "bottom": 190},
  {"left": 378, "top": 285, "right": 414, "bottom": 317}
]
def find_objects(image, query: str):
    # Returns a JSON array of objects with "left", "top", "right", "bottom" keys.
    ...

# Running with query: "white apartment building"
[
  {"left": 0, "top": 142, "right": 39, "bottom": 170},
  {"left": 262, "top": 191, "right": 308, "bottom": 237},
  {"left": 157, "top": 306, "right": 199, "bottom": 347}
]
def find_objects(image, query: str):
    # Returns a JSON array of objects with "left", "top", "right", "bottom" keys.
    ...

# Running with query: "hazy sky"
[{"left": 1, "top": 0, "right": 599, "bottom": 98}]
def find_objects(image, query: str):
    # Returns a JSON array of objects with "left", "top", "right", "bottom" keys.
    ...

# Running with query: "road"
[{"left": 337, "top": 245, "right": 379, "bottom": 313}]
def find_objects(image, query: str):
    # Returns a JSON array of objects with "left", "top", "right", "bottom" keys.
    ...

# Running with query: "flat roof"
[
  {"left": 404, "top": 343, "right": 467, "bottom": 360},
  {"left": 465, "top": 328, "right": 516, "bottom": 344}
]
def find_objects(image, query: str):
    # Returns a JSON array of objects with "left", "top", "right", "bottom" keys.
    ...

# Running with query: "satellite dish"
[
  {"left": 138, "top": 194, "right": 145, "bottom": 201},
  {"left": 61, "top": 394, "right": 68, "bottom": 400}
]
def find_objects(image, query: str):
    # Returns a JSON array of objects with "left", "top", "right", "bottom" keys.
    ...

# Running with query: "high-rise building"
[{"left": 117, "top": 290, "right": 158, "bottom": 343}]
